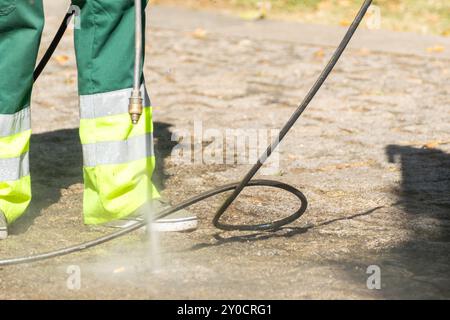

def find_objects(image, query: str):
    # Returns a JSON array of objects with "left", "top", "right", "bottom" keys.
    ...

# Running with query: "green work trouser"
[{"left": 0, "top": 0, "right": 158, "bottom": 225}]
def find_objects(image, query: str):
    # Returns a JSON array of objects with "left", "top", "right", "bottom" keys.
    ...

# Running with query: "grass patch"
[{"left": 152, "top": 0, "right": 450, "bottom": 36}]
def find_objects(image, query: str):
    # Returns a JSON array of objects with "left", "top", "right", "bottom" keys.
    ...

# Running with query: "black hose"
[
  {"left": 213, "top": 0, "right": 373, "bottom": 230},
  {"left": 0, "top": 0, "right": 372, "bottom": 266},
  {"left": 0, "top": 180, "right": 307, "bottom": 266},
  {"left": 33, "top": 10, "right": 75, "bottom": 82}
]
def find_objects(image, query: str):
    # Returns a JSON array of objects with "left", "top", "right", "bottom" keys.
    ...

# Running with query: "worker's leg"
[
  {"left": 73, "top": 0, "right": 159, "bottom": 225},
  {"left": 0, "top": 0, "right": 44, "bottom": 225}
]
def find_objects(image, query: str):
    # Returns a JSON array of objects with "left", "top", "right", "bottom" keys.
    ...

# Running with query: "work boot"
[
  {"left": 0, "top": 210, "right": 8, "bottom": 240},
  {"left": 104, "top": 199, "right": 198, "bottom": 232}
]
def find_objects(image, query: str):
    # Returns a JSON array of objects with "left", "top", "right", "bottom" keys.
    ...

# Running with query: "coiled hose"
[{"left": 0, "top": 0, "right": 373, "bottom": 266}]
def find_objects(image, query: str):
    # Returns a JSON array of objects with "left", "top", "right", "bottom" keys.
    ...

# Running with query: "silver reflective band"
[
  {"left": 0, "top": 107, "right": 31, "bottom": 138},
  {"left": 79, "top": 85, "right": 151, "bottom": 119},
  {"left": 0, "top": 152, "right": 30, "bottom": 182},
  {"left": 82, "top": 133, "right": 154, "bottom": 167}
]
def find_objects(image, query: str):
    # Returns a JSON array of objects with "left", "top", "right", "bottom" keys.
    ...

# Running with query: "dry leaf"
[
  {"left": 317, "top": 160, "right": 376, "bottom": 172},
  {"left": 339, "top": 19, "right": 351, "bottom": 27},
  {"left": 113, "top": 267, "right": 126, "bottom": 274},
  {"left": 192, "top": 28, "right": 207, "bottom": 39},
  {"left": 257, "top": 1, "right": 272, "bottom": 19},
  {"left": 426, "top": 45, "right": 445, "bottom": 53},
  {"left": 54, "top": 55, "right": 69, "bottom": 65},
  {"left": 423, "top": 141, "right": 440, "bottom": 149},
  {"left": 314, "top": 48, "right": 325, "bottom": 59},
  {"left": 358, "top": 48, "right": 371, "bottom": 56},
  {"left": 239, "top": 10, "right": 264, "bottom": 21}
]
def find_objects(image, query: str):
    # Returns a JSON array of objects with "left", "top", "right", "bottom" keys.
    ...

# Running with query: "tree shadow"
[
  {"left": 9, "top": 122, "right": 175, "bottom": 235},
  {"left": 386, "top": 145, "right": 450, "bottom": 223},
  {"left": 380, "top": 145, "right": 450, "bottom": 297}
]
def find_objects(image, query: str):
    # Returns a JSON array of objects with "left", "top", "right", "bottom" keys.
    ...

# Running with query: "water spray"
[{"left": 0, "top": 0, "right": 373, "bottom": 266}]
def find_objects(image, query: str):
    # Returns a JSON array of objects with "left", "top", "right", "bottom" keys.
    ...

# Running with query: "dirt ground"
[{"left": 0, "top": 3, "right": 449, "bottom": 299}]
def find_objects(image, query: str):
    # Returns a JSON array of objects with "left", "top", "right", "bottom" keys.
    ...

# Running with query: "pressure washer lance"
[
  {"left": 1, "top": 0, "right": 373, "bottom": 266},
  {"left": 32, "top": 2, "right": 145, "bottom": 125},
  {"left": 129, "top": 0, "right": 144, "bottom": 125}
]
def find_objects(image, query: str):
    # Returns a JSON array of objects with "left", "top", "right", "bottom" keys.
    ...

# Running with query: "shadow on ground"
[
  {"left": 387, "top": 145, "right": 450, "bottom": 219},
  {"left": 9, "top": 122, "right": 175, "bottom": 235},
  {"left": 373, "top": 145, "right": 450, "bottom": 298},
  {"left": 189, "top": 206, "right": 384, "bottom": 251},
  {"left": 202, "top": 145, "right": 450, "bottom": 298}
]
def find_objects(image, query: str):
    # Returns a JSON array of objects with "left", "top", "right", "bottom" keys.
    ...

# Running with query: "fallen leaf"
[
  {"left": 317, "top": 160, "right": 376, "bottom": 172},
  {"left": 54, "top": 55, "right": 69, "bottom": 65},
  {"left": 339, "top": 19, "right": 351, "bottom": 27},
  {"left": 358, "top": 48, "right": 371, "bottom": 56},
  {"left": 239, "top": 10, "right": 264, "bottom": 21},
  {"left": 423, "top": 141, "right": 440, "bottom": 149},
  {"left": 314, "top": 48, "right": 325, "bottom": 59},
  {"left": 192, "top": 28, "right": 207, "bottom": 39},
  {"left": 113, "top": 267, "right": 126, "bottom": 274},
  {"left": 426, "top": 45, "right": 445, "bottom": 53},
  {"left": 257, "top": 1, "right": 272, "bottom": 19}
]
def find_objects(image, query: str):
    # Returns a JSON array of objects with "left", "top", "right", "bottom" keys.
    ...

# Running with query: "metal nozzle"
[
  {"left": 129, "top": 0, "right": 144, "bottom": 125},
  {"left": 129, "top": 90, "right": 143, "bottom": 125}
]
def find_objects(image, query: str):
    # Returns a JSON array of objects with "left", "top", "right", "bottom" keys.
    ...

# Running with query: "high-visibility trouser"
[{"left": 0, "top": 0, "right": 159, "bottom": 226}]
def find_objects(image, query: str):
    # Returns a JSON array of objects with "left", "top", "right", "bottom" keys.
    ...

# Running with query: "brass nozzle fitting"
[{"left": 129, "top": 90, "right": 143, "bottom": 125}]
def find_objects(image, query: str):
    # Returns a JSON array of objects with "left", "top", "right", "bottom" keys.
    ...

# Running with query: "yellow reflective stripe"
[
  {"left": 83, "top": 156, "right": 159, "bottom": 225},
  {"left": 79, "top": 107, "right": 153, "bottom": 145},
  {"left": 0, "top": 129, "right": 31, "bottom": 158},
  {"left": 0, "top": 175, "right": 32, "bottom": 224}
]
